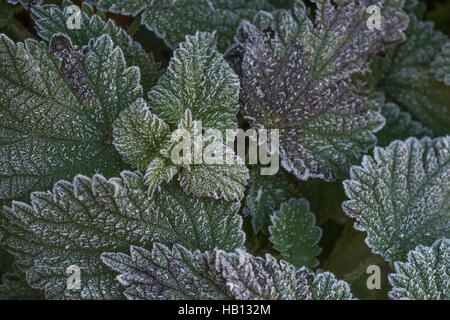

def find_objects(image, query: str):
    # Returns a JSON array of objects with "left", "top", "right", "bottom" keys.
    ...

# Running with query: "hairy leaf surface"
[
  {"left": 148, "top": 31, "right": 240, "bottom": 132},
  {"left": 269, "top": 198, "right": 322, "bottom": 268},
  {"left": 388, "top": 238, "right": 449, "bottom": 300},
  {"left": 102, "top": 243, "right": 353, "bottom": 300},
  {"left": 343, "top": 136, "right": 450, "bottom": 263},
  {"left": 0, "top": 171, "right": 244, "bottom": 299},
  {"left": 230, "top": 0, "right": 408, "bottom": 181},
  {"left": 89, "top": 0, "right": 272, "bottom": 52},
  {"left": 32, "top": 1, "right": 162, "bottom": 92},
  {"left": 0, "top": 34, "right": 141, "bottom": 203}
]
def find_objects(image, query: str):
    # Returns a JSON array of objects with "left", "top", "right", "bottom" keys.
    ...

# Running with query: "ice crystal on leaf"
[
  {"left": 229, "top": 0, "right": 408, "bottom": 181},
  {"left": 269, "top": 198, "right": 322, "bottom": 268},
  {"left": 0, "top": 34, "right": 140, "bottom": 203},
  {"left": 102, "top": 243, "right": 354, "bottom": 300},
  {"left": 31, "top": 1, "right": 162, "bottom": 92},
  {"left": 389, "top": 238, "right": 449, "bottom": 300},
  {"left": 87, "top": 0, "right": 273, "bottom": 52},
  {"left": 113, "top": 32, "right": 249, "bottom": 201},
  {"left": 0, "top": 172, "right": 244, "bottom": 299},
  {"left": 343, "top": 136, "right": 450, "bottom": 263}
]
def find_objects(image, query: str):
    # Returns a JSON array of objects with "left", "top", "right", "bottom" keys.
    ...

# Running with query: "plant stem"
[{"left": 127, "top": 13, "right": 142, "bottom": 36}]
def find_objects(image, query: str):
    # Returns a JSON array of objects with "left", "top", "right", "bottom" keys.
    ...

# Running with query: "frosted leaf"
[
  {"left": 161, "top": 110, "right": 249, "bottom": 201},
  {"left": 244, "top": 168, "right": 301, "bottom": 234},
  {"left": 89, "top": 0, "right": 272, "bottom": 52},
  {"left": 269, "top": 198, "right": 322, "bottom": 268},
  {"left": 0, "top": 171, "right": 244, "bottom": 299},
  {"left": 373, "top": 94, "right": 433, "bottom": 147},
  {"left": 0, "top": 34, "right": 141, "bottom": 203},
  {"left": 388, "top": 238, "right": 449, "bottom": 300},
  {"left": 102, "top": 243, "right": 315, "bottom": 300},
  {"left": 179, "top": 163, "right": 249, "bottom": 201},
  {"left": 431, "top": 42, "right": 450, "bottom": 86},
  {"left": 312, "top": 272, "right": 355, "bottom": 300},
  {"left": 32, "top": 1, "right": 162, "bottom": 91},
  {"left": 144, "top": 157, "right": 180, "bottom": 197},
  {"left": 230, "top": 0, "right": 407, "bottom": 181},
  {"left": 372, "top": 15, "right": 450, "bottom": 135},
  {"left": 148, "top": 32, "right": 240, "bottom": 132},
  {"left": 103, "top": 243, "right": 355, "bottom": 300},
  {"left": 112, "top": 98, "right": 171, "bottom": 170},
  {"left": 342, "top": 136, "right": 450, "bottom": 263}
]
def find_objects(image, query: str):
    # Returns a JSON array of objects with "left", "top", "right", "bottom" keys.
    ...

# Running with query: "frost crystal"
[
  {"left": 343, "top": 136, "right": 450, "bottom": 263},
  {"left": 88, "top": 0, "right": 272, "bottom": 52},
  {"left": 229, "top": 0, "right": 408, "bottom": 181},
  {"left": 389, "top": 238, "right": 449, "bottom": 300},
  {"left": 269, "top": 198, "right": 322, "bottom": 268},
  {"left": 113, "top": 32, "right": 249, "bottom": 201},
  {"left": 0, "top": 34, "right": 140, "bottom": 203},
  {"left": 32, "top": 1, "right": 162, "bottom": 91},
  {"left": 0, "top": 172, "right": 244, "bottom": 299},
  {"left": 102, "top": 243, "right": 354, "bottom": 300}
]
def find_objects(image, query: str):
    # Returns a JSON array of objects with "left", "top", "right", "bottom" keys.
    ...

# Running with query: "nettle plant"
[{"left": 0, "top": 0, "right": 448, "bottom": 300}]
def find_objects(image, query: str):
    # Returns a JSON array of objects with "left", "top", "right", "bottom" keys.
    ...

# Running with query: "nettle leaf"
[
  {"left": 431, "top": 42, "right": 450, "bottom": 86},
  {"left": 0, "top": 171, "right": 244, "bottom": 299},
  {"left": 31, "top": 1, "right": 162, "bottom": 92},
  {"left": 244, "top": 168, "right": 301, "bottom": 234},
  {"left": 373, "top": 94, "right": 433, "bottom": 147},
  {"left": 373, "top": 15, "right": 450, "bottom": 136},
  {"left": 342, "top": 136, "right": 450, "bottom": 263},
  {"left": 148, "top": 31, "right": 240, "bottom": 132},
  {"left": 89, "top": 0, "right": 272, "bottom": 52},
  {"left": 230, "top": 0, "right": 408, "bottom": 181},
  {"left": 102, "top": 243, "right": 354, "bottom": 300},
  {"left": 113, "top": 32, "right": 249, "bottom": 201},
  {"left": 269, "top": 198, "right": 322, "bottom": 268},
  {"left": 388, "top": 238, "right": 449, "bottom": 300},
  {"left": 311, "top": 272, "right": 354, "bottom": 300},
  {"left": 0, "top": 33, "right": 142, "bottom": 203}
]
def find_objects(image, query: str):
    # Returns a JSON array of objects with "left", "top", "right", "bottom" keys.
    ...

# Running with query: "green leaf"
[
  {"left": 102, "top": 243, "right": 354, "bottom": 300},
  {"left": 148, "top": 31, "right": 240, "bottom": 132},
  {"left": 388, "top": 238, "right": 449, "bottom": 300},
  {"left": 0, "top": 33, "right": 141, "bottom": 203},
  {"left": 244, "top": 168, "right": 301, "bottom": 234},
  {"left": 0, "top": 171, "right": 244, "bottom": 299},
  {"left": 374, "top": 95, "right": 433, "bottom": 147},
  {"left": 143, "top": 157, "right": 179, "bottom": 197},
  {"left": 342, "top": 136, "right": 450, "bottom": 263},
  {"left": 373, "top": 15, "right": 450, "bottom": 135},
  {"left": 431, "top": 42, "right": 450, "bottom": 85},
  {"left": 31, "top": 1, "right": 162, "bottom": 92},
  {"left": 113, "top": 98, "right": 171, "bottom": 170},
  {"left": 312, "top": 272, "right": 355, "bottom": 300},
  {"left": 269, "top": 198, "right": 322, "bottom": 268},
  {"left": 89, "top": 0, "right": 272, "bottom": 52},
  {"left": 230, "top": 0, "right": 408, "bottom": 181}
]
